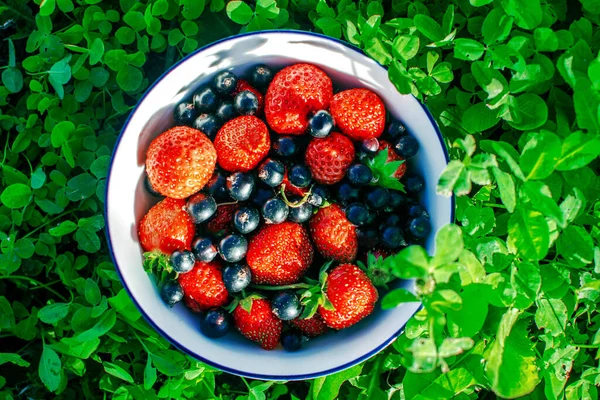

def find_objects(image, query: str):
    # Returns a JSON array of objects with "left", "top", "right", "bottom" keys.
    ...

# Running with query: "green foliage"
[{"left": 0, "top": 0, "right": 599, "bottom": 399}]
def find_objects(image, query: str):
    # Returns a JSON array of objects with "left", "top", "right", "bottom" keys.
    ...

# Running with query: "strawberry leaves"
[{"left": 366, "top": 148, "right": 406, "bottom": 192}]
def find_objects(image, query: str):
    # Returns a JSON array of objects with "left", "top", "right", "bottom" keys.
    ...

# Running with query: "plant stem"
[
  {"left": 0, "top": 275, "right": 69, "bottom": 302},
  {"left": 251, "top": 283, "right": 311, "bottom": 291},
  {"left": 574, "top": 344, "right": 599, "bottom": 349}
]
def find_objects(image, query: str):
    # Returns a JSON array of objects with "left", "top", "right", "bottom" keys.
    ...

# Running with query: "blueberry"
[
  {"left": 200, "top": 308, "right": 231, "bottom": 338},
  {"left": 144, "top": 175, "right": 162, "bottom": 197},
  {"left": 386, "top": 191, "right": 405, "bottom": 210},
  {"left": 213, "top": 71, "right": 238, "bottom": 95},
  {"left": 308, "top": 110, "right": 334, "bottom": 138},
  {"left": 233, "top": 207, "right": 260, "bottom": 234},
  {"left": 192, "top": 237, "right": 218, "bottom": 262},
  {"left": 347, "top": 164, "right": 373, "bottom": 186},
  {"left": 222, "top": 263, "right": 252, "bottom": 293},
  {"left": 271, "top": 291, "right": 301, "bottom": 321},
  {"left": 405, "top": 175, "right": 425, "bottom": 194},
  {"left": 186, "top": 193, "right": 217, "bottom": 224},
  {"left": 251, "top": 186, "right": 274, "bottom": 208},
  {"left": 234, "top": 90, "right": 259, "bottom": 116},
  {"left": 337, "top": 182, "right": 360, "bottom": 205},
  {"left": 380, "top": 226, "right": 407, "bottom": 249},
  {"left": 250, "top": 64, "right": 273, "bottom": 90},
  {"left": 192, "top": 114, "right": 220, "bottom": 139},
  {"left": 218, "top": 234, "right": 248, "bottom": 263},
  {"left": 258, "top": 158, "right": 285, "bottom": 187},
  {"left": 206, "top": 171, "right": 230, "bottom": 201},
  {"left": 361, "top": 138, "right": 380, "bottom": 155},
  {"left": 394, "top": 135, "right": 419, "bottom": 159},
  {"left": 216, "top": 101, "right": 237, "bottom": 122},
  {"left": 174, "top": 102, "right": 196, "bottom": 125},
  {"left": 407, "top": 203, "right": 429, "bottom": 218},
  {"left": 388, "top": 120, "right": 406, "bottom": 140},
  {"left": 273, "top": 136, "right": 298, "bottom": 158},
  {"left": 345, "top": 203, "right": 369, "bottom": 226},
  {"left": 161, "top": 281, "right": 184, "bottom": 307},
  {"left": 262, "top": 198, "right": 289, "bottom": 224},
  {"left": 281, "top": 331, "right": 304, "bottom": 351},
  {"left": 357, "top": 229, "right": 379, "bottom": 248},
  {"left": 193, "top": 87, "right": 218, "bottom": 113},
  {"left": 309, "top": 186, "right": 330, "bottom": 206},
  {"left": 288, "top": 202, "right": 314, "bottom": 223},
  {"left": 383, "top": 214, "right": 401, "bottom": 227},
  {"left": 365, "top": 187, "right": 390, "bottom": 209},
  {"left": 170, "top": 250, "right": 195, "bottom": 273},
  {"left": 409, "top": 216, "right": 431, "bottom": 239},
  {"left": 289, "top": 164, "right": 312, "bottom": 188},
  {"left": 226, "top": 172, "right": 255, "bottom": 201}
]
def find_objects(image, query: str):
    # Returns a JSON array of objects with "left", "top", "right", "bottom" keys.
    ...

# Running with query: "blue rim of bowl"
[{"left": 104, "top": 29, "right": 456, "bottom": 381}]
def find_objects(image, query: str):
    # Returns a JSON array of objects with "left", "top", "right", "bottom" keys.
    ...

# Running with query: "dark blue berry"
[
  {"left": 281, "top": 331, "right": 303, "bottom": 351},
  {"left": 271, "top": 292, "right": 301, "bottom": 321},
  {"left": 206, "top": 170, "right": 230, "bottom": 201},
  {"left": 144, "top": 175, "right": 162, "bottom": 197},
  {"left": 361, "top": 138, "right": 380, "bottom": 155},
  {"left": 234, "top": 90, "right": 259, "bottom": 116},
  {"left": 258, "top": 158, "right": 285, "bottom": 187},
  {"left": 407, "top": 203, "right": 429, "bottom": 218},
  {"left": 186, "top": 193, "right": 217, "bottom": 224},
  {"left": 308, "top": 110, "right": 334, "bottom": 138},
  {"left": 222, "top": 263, "right": 251, "bottom": 293},
  {"left": 192, "top": 114, "right": 220, "bottom": 139},
  {"left": 233, "top": 207, "right": 260, "bottom": 235},
  {"left": 170, "top": 250, "right": 195, "bottom": 273},
  {"left": 386, "top": 191, "right": 405, "bottom": 210},
  {"left": 174, "top": 102, "right": 196, "bottom": 125},
  {"left": 345, "top": 203, "right": 369, "bottom": 226},
  {"left": 213, "top": 71, "right": 238, "bottom": 95},
  {"left": 409, "top": 216, "right": 431, "bottom": 239},
  {"left": 357, "top": 229, "right": 379, "bottom": 248},
  {"left": 380, "top": 226, "right": 407, "bottom": 249},
  {"left": 161, "top": 281, "right": 184, "bottom": 307},
  {"left": 394, "top": 135, "right": 419, "bottom": 159},
  {"left": 251, "top": 186, "right": 274, "bottom": 208},
  {"left": 337, "top": 182, "right": 360, "bottom": 205},
  {"left": 288, "top": 202, "right": 314, "bottom": 223},
  {"left": 388, "top": 120, "right": 406, "bottom": 140},
  {"left": 226, "top": 172, "right": 255, "bottom": 201},
  {"left": 405, "top": 174, "right": 425, "bottom": 194},
  {"left": 262, "top": 198, "right": 289, "bottom": 224},
  {"left": 193, "top": 87, "right": 218, "bottom": 113},
  {"left": 218, "top": 234, "right": 248, "bottom": 263},
  {"left": 310, "top": 186, "right": 330, "bottom": 206},
  {"left": 200, "top": 308, "right": 231, "bottom": 338},
  {"left": 365, "top": 187, "right": 390, "bottom": 209},
  {"left": 289, "top": 165, "right": 312, "bottom": 188},
  {"left": 192, "top": 237, "right": 218, "bottom": 262},
  {"left": 347, "top": 164, "right": 373, "bottom": 186},
  {"left": 216, "top": 101, "right": 237, "bottom": 122},
  {"left": 250, "top": 64, "right": 273, "bottom": 90},
  {"left": 383, "top": 214, "right": 401, "bottom": 227},
  {"left": 273, "top": 136, "right": 297, "bottom": 157}
]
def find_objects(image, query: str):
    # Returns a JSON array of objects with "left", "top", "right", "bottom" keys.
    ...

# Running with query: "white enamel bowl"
[{"left": 105, "top": 30, "right": 453, "bottom": 380}]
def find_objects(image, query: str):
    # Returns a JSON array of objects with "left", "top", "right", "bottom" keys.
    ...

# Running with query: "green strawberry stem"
[
  {"left": 279, "top": 184, "right": 313, "bottom": 208},
  {"left": 251, "top": 283, "right": 312, "bottom": 290}
]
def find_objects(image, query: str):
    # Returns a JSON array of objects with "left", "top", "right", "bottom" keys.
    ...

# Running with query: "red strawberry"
[
  {"left": 183, "top": 296, "right": 203, "bottom": 313},
  {"left": 309, "top": 204, "right": 357, "bottom": 262},
  {"left": 379, "top": 140, "right": 407, "bottom": 179},
  {"left": 178, "top": 260, "right": 229, "bottom": 311},
  {"left": 330, "top": 88, "right": 386, "bottom": 141},
  {"left": 214, "top": 116, "right": 270, "bottom": 172},
  {"left": 146, "top": 126, "right": 217, "bottom": 199},
  {"left": 233, "top": 297, "right": 283, "bottom": 350},
  {"left": 318, "top": 264, "right": 378, "bottom": 329},
  {"left": 290, "top": 314, "right": 328, "bottom": 337},
  {"left": 265, "top": 63, "right": 333, "bottom": 134},
  {"left": 305, "top": 132, "right": 355, "bottom": 185},
  {"left": 235, "top": 79, "right": 264, "bottom": 114},
  {"left": 206, "top": 204, "right": 238, "bottom": 235},
  {"left": 280, "top": 169, "right": 308, "bottom": 197},
  {"left": 138, "top": 198, "right": 195, "bottom": 253},
  {"left": 246, "top": 222, "right": 314, "bottom": 285}
]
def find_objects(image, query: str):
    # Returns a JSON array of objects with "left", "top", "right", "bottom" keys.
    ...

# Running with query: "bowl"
[{"left": 105, "top": 30, "right": 453, "bottom": 380}]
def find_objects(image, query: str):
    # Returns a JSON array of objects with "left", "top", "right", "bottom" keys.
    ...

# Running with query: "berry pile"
[{"left": 138, "top": 63, "right": 431, "bottom": 351}]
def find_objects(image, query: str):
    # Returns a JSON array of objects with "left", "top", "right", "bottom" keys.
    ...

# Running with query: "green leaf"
[
  {"left": 89, "top": 38, "right": 104, "bottom": 66},
  {"left": 0, "top": 353, "right": 31, "bottom": 367},
  {"left": 392, "top": 35, "right": 420, "bottom": 61},
  {"left": 519, "top": 130, "right": 561, "bottom": 180},
  {"left": 39, "top": 0, "right": 56, "bottom": 16},
  {"left": 385, "top": 245, "right": 429, "bottom": 279},
  {"left": 57, "top": 0, "right": 74, "bottom": 12},
  {"left": 39, "top": 303, "right": 70, "bottom": 324},
  {"left": 76, "top": 227, "right": 101, "bottom": 253},
  {"left": 437, "top": 160, "right": 471, "bottom": 197},
  {"left": 534, "top": 28, "right": 558, "bottom": 52},
  {"left": 535, "top": 298, "right": 568, "bottom": 336},
  {"left": 2, "top": 68, "right": 24, "bottom": 93},
  {"left": 39, "top": 343, "right": 62, "bottom": 392},
  {"left": 555, "top": 132, "right": 600, "bottom": 171},
  {"left": 226, "top": 1, "right": 253, "bottom": 24},
  {"left": 454, "top": 39, "right": 485, "bottom": 61},
  {"left": 84, "top": 279, "right": 101, "bottom": 305},
  {"left": 74, "top": 309, "right": 116, "bottom": 342},
  {"left": 316, "top": 17, "right": 342, "bottom": 38},
  {"left": 557, "top": 226, "right": 594, "bottom": 268},
  {"left": 510, "top": 261, "right": 541, "bottom": 309},
  {"left": 447, "top": 285, "right": 488, "bottom": 337},
  {"left": 66, "top": 173, "right": 97, "bottom": 201},
  {"left": 573, "top": 82, "right": 600, "bottom": 133},
  {"left": 31, "top": 167, "right": 47, "bottom": 189},
  {"left": 491, "top": 167, "right": 516, "bottom": 212},
  {"left": 431, "top": 62, "right": 453, "bottom": 83},
  {"left": 381, "top": 289, "right": 418, "bottom": 309},
  {"left": 104, "top": 362, "right": 134, "bottom": 383},
  {"left": 501, "top": 0, "right": 542, "bottom": 30},
  {"left": 482, "top": 8, "right": 513, "bottom": 45},
  {"left": 49, "top": 221, "right": 77, "bottom": 237},
  {"left": 151, "top": 349, "right": 186, "bottom": 376},
  {"left": 144, "top": 356, "right": 157, "bottom": 390},
  {"left": 432, "top": 224, "right": 464, "bottom": 267},
  {"left": 47, "top": 55, "right": 72, "bottom": 99},
  {"left": 462, "top": 103, "right": 499, "bottom": 134},
  {"left": 507, "top": 209, "right": 550, "bottom": 260},
  {"left": 506, "top": 93, "right": 548, "bottom": 131},
  {"left": 311, "top": 364, "right": 363, "bottom": 400},
  {"left": 1, "top": 183, "right": 32, "bottom": 208},
  {"left": 181, "top": 0, "right": 205, "bottom": 19},
  {"left": 117, "top": 65, "right": 143, "bottom": 92},
  {"left": 522, "top": 181, "right": 566, "bottom": 228}
]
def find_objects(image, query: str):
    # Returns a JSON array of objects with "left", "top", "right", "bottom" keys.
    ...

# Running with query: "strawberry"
[
  {"left": 318, "top": 264, "right": 378, "bottom": 329},
  {"left": 214, "top": 116, "right": 270, "bottom": 172},
  {"left": 178, "top": 260, "right": 229, "bottom": 311},
  {"left": 265, "top": 63, "right": 333, "bottom": 134},
  {"left": 308, "top": 204, "right": 357, "bottom": 262},
  {"left": 305, "top": 132, "right": 355, "bottom": 185},
  {"left": 233, "top": 297, "right": 282, "bottom": 350},
  {"left": 183, "top": 296, "right": 203, "bottom": 313},
  {"left": 379, "top": 140, "right": 407, "bottom": 179},
  {"left": 329, "top": 88, "right": 386, "bottom": 141},
  {"left": 146, "top": 126, "right": 217, "bottom": 199},
  {"left": 289, "top": 314, "right": 328, "bottom": 337},
  {"left": 246, "top": 222, "right": 313, "bottom": 285},
  {"left": 235, "top": 79, "right": 264, "bottom": 114},
  {"left": 280, "top": 169, "right": 308, "bottom": 197},
  {"left": 139, "top": 198, "right": 195, "bottom": 253},
  {"left": 206, "top": 203, "right": 238, "bottom": 235}
]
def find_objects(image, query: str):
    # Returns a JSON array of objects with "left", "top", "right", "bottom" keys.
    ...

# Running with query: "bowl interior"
[{"left": 106, "top": 31, "right": 452, "bottom": 380}]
